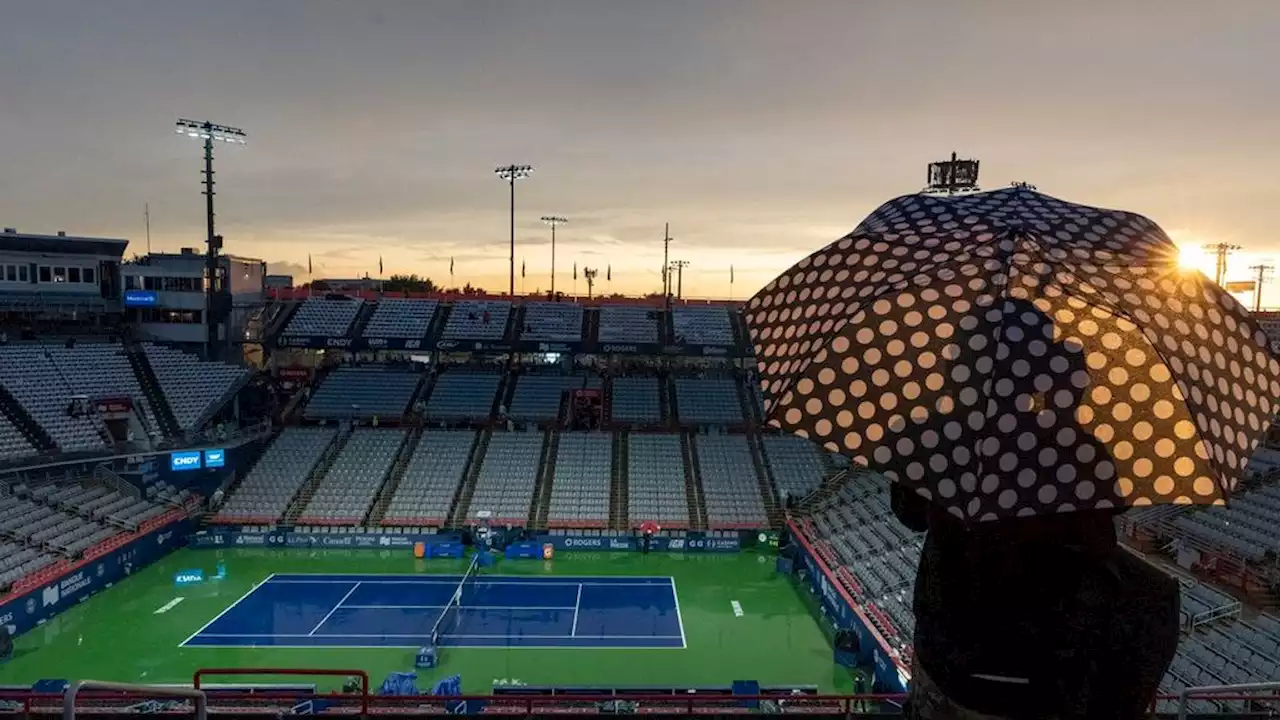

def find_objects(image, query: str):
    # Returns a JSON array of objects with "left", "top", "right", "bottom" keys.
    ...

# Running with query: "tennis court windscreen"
[{"left": 430, "top": 555, "right": 480, "bottom": 647}]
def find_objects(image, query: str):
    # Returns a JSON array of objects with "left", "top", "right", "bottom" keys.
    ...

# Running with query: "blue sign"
[
  {"left": 123, "top": 290, "right": 159, "bottom": 307},
  {"left": 534, "top": 534, "right": 742, "bottom": 553},
  {"left": 0, "top": 518, "right": 190, "bottom": 641},
  {"left": 203, "top": 449, "right": 225, "bottom": 468},
  {"left": 188, "top": 530, "right": 463, "bottom": 554},
  {"left": 169, "top": 451, "right": 203, "bottom": 471},
  {"left": 174, "top": 569, "right": 205, "bottom": 586}
]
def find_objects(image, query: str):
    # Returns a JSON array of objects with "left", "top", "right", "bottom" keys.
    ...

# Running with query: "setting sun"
[{"left": 1178, "top": 244, "right": 1209, "bottom": 272}]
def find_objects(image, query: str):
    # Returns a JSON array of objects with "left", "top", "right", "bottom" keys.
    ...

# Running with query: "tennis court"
[{"left": 181, "top": 571, "right": 686, "bottom": 649}]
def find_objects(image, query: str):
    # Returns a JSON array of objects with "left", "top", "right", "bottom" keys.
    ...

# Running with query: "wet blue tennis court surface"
[{"left": 181, "top": 573, "right": 686, "bottom": 649}]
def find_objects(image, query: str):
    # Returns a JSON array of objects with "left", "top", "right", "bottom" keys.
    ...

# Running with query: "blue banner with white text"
[{"left": 188, "top": 529, "right": 462, "bottom": 552}]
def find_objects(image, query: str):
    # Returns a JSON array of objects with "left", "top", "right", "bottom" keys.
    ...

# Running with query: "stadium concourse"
[{"left": 2, "top": 288, "right": 1280, "bottom": 713}]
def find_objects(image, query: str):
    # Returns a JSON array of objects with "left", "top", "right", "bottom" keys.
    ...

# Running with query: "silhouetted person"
[{"left": 895, "top": 299, "right": 1179, "bottom": 719}]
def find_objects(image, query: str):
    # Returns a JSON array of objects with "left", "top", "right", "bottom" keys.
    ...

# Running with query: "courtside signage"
[{"left": 169, "top": 451, "right": 202, "bottom": 471}]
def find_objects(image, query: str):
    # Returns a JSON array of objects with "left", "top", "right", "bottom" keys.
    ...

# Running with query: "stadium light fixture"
[
  {"left": 541, "top": 216, "right": 567, "bottom": 295},
  {"left": 175, "top": 118, "right": 247, "bottom": 359},
  {"left": 496, "top": 165, "right": 533, "bottom": 297}
]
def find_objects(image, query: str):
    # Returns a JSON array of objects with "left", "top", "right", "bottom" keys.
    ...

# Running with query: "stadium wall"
[
  {"left": 0, "top": 517, "right": 194, "bottom": 639},
  {"left": 787, "top": 519, "right": 910, "bottom": 695}
]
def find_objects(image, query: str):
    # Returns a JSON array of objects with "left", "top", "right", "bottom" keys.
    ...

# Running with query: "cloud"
[{"left": 266, "top": 260, "right": 307, "bottom": 277}]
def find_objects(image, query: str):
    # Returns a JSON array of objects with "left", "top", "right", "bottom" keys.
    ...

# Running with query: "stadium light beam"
[
  {"left": 496, "top": 164, "right": 533, "bottom": 297},
  {"left": 175, "top": 118, "right": 246, "bottom": 359},
  {"left": 541, "top": 216, "right": 567, "bottom": 295}
]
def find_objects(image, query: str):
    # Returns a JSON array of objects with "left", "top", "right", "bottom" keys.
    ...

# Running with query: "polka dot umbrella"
[{"left": 744, "top": 186, "right": 1280, "bottom": 521}]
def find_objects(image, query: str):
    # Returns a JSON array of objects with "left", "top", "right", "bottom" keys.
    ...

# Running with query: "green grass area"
[{"left": 0, "top": 547, "right": 851, "bottom": 694}]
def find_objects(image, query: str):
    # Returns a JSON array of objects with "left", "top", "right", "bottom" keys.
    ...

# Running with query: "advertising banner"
[
  {"left": 787, "top": 520, "right": 908, "bottom": 694},
  {"left": 0, "top": 518, "right": 191, "bottom": 640},
  {"left": 189, "top": 530, "right": 462, "bottom": 554},
  {"left": 534, "top": 534, "right": 742, "bottom": 553}
]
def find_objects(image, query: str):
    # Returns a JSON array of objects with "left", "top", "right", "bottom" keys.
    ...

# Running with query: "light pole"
[
  {"left": 175, "top": 118, "right": 246, "bottom": 359},
  {"left": 496, "top": 165, "right": 533, "bottom": 297},
  {"left": 541, "top": 216, "right": 567, "bottom": 296},
  {"left": 669, "top": 260, "right": 689, "bottom": 300},
  {"left": 583, "top": 267, "right": 598, "bottom": 300}
]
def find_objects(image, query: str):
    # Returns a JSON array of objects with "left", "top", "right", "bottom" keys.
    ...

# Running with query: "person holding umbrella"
[{"left": 745, "top": 186, "right": 1280, "bottom": 719}]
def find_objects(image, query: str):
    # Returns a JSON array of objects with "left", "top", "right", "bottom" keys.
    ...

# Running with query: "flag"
[
  {"left": 607, "top": 265, "right": 611, "bottom": 282},
  {"left": 730, "top": 265, "right": 734, "bottom": 283},
  {"left": 379, "top": 256, "right": 383, "bottom": 275},
  {"left": 573, "top": 262, "right": 578, "bottom": 280},
  {"left": 521, "top": 260, "right": 526, "bottom": 278},
  {"left": 308, "top": 254, "right": 312, "bottom": 275},
  {"left": 449, "top": 257, "right": 454, "bottom": 277}
]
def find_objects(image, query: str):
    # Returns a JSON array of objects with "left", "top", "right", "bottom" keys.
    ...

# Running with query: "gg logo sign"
[{"left": 170, "top": 451, "right": 203, "bottom": 471}]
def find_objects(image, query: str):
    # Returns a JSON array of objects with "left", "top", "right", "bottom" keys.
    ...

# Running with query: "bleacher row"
[
  {"left": 299, "top": 366, "right": 757, "bottom": 425},
  {"left": 0, "top": 479, "right": 189, "bottom": 591},
  {"left": 0, "top": 343, "right": 249, "bottom": 461},
  {"left": 213, "top": 426, "right": 830, "bottom": 531},
  {"left": 798, "top": 475, "right": 1280, "bottom": 717},
  {"left": 280, "top": 297, "right": 737, "bottom": 346}
]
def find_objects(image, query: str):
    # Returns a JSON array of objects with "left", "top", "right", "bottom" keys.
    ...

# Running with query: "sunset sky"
[{"left": 1, "top": 1, "right": 1278, "bottom": 302}]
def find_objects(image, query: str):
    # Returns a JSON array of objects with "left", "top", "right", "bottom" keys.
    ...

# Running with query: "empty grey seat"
[
  {"left": 695, "top": 435, "right": 766, "bottom": 528},
  {"left": 547, "top": 433, "right": 612, "bottom": 528},
  {"left": 382, "top": 430, "right": 476, "bottom": 526},
  {"left": 304, "top": 367, "right": 419, "bottom": 420},
  {"left": 627, "top": 434, "right": 688, "bottom": 529},
  {"left": 467, "top": 432, "right": 543, "bottom": 524}
]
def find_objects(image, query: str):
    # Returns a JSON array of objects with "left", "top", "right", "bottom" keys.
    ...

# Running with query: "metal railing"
[
  {"left": 63, "top": 680, "right": 206, "bottom": 720},
  {"left": 1178, "top": 681, "right": 1280, "bottom": 719}
]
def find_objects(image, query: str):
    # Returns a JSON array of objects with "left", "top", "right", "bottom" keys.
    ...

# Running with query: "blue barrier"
[
  {"left": 189, "top": 530, "right": 462, "bottom": 551},
  {"left": 535, "top": 534, "right": 741, "bottom": 553},
  {"left": 787, "top": 520, "right": 909, "bottom": 695},
  {"left": 0, "top": 518, "right": 193, "bottom": 640}
]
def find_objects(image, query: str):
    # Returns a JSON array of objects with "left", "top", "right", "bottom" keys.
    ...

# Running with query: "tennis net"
[{"left": 430, "top": 554, "right": 481, "bottom": 647}]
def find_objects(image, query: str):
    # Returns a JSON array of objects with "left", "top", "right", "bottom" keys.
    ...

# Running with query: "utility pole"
[
  {"left": 662, "top": 223, "right": 673, "bottom": 306},
  {"left": 541, "top": 216, "right": 566, "bottom": 296},
  {"left": 1204, "top": 242, "right": 1241, "bottom": 287},
  {"left": 670, "top": 260, "right": 689, "bottom": 300},
  {"left": 144, "top": 203, "right": 152, "bottom": 255},
  {"left": 495, "top": 164, "right": 533, "bottom": 297},
  {"left": 1250, "top": 263, "right": 1274, "bottom": 312}
]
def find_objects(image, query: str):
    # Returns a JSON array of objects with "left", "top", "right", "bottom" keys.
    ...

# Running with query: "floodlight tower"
[
  {"left": 175, "top": 118, "right": 246, "bottom": 358},
  {"left": 496, "top": 165, "right": 533, "bottom": 297},
  {"left": 541, "top": 216, "right": 567, "bottom": 295}
]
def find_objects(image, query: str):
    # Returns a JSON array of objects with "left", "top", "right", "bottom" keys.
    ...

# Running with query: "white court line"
[
  {"left": 265, "top": 579, "right": 666, "bottom": 587},
  {"left": 182, "top": 643, "right": 684, "bottom": 650},
  {"left": 342, "top": 604, "right": 577, "bottom": 611},
  {"left": 194, "top": 632, "right": 685, "bottom": 639},
  {"left": 268, "top": 573, "right": 672, "bottom": 579},
  {"left": 307, "top": 582, "right": 362, "bottom": 636},
  {"left": 178, "top": 573, "right": 277, "bottom": 647},
  {"left": 570, "top": 583, "right": 583, "bottom": 637},
  {"left": 670, "top": 577, "right": 687, "bottom": 649}
]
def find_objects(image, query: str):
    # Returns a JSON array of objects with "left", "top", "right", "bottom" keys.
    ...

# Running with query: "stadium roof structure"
[{"left": 0, "top": 228, "right": 129, "bottom": 257}]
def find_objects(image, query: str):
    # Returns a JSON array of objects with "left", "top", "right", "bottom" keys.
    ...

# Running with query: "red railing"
[{"left": 193, "top": 668, "right": 369, "bottom": 715}]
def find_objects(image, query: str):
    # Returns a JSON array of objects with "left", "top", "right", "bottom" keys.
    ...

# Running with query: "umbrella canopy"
[{"left": 745, "top": 187, "right": 1280, "bottom": 521}]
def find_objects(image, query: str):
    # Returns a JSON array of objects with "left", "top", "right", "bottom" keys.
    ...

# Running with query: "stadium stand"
[
  {"left": 626, "top": 434, "right": 689, "bottom": 528},
  {"left": 296, "top": 428, "right": 406, "bottom": 525},
  {"left": 598, "top": 305, "right": 660, "bottom": 344},
  {"left": 282, "top": 297, "right": 365, "bottom": 337},
  {"left": 466, "top": 432, "right": 543, "bottom": 524},
  {"left": 142, "top": 343, "right": 250, "bottom": 431},
  {"left": 381, "top": 430, "right": 476, "bottom": 526},
  {"left": 1166, "top": 483, "right": 1280, "bottom": 562},
  {"left": 694, "top": 434, "right": 767, "bottom": 528},
  {"left": 610, "top": 376, "right": 662, "bottom": 424},
  {"left": 508, "top": 373, "right": 600, "bottom": 421},
  {"left": 520, "top": 302, "right": 584, "bottom": 342},
  {"left": 0, "top": 344, "right": 158, "bottom": 451},
  {"left": 362, "top": 298, "right": 438, "bottom": 339},
  {"left": 213, "top": 427, "right": 336, "bottom": 524},
  {"left": 546, "top": 433, "right": 612, "bottom": 528},
  {"left": 672, "top": 306, "right": 734, "bottom": 345},
  {"left": 763, "top": 434, "right": 827, "bottom": 499},
  {"left": 675, "top": 376, "right": 744, "bottom": 424},
  {"left": 0, "top": 415, "right": 35, "bottom": 461},
  {"left": 303, "top": 367, "right": 420, "bottom": 421},
  {"left": 442, "top": 300, "right": 510, "bottom": 340},
  {"left": 425, "top": 369, "right": 500, "bottom": 421}
]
